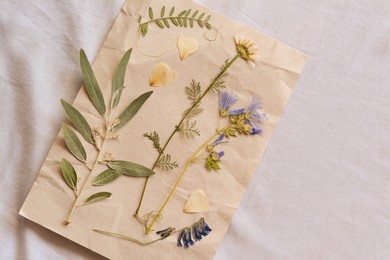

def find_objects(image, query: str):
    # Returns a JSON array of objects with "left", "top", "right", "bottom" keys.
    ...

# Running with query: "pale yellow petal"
[
  {"left": 177, "top": 36, "right": 199, "bottom": 60},
  {"left": 149, "top": 62, "right": 177, "bottom": 87},
  {"left": 183, "top": 189, "right": 209, "bottom": 213}
]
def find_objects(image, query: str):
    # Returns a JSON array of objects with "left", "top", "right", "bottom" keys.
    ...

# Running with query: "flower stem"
[
  {"left": 145, "top": 129, "right": 222, "bottom": 234},
  {"left": 134, "top": 54, "right": 240, "bottom": 221},
  {"left": 93, "top": 229, "right": 164, "bottom": 246},
  {"left": 63, "top": 136, "right": 107, "bottom": 225}
]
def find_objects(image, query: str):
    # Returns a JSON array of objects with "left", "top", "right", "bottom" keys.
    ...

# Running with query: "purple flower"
[
  {"left": 217, "top": 151, "right": 224, "bottom": 158},
  {"left": 228, "top": 108, "right": 246, "bottom": 116},
  {"left": 219, "top": 91, "right": 237, "bottom": 117},
  {"left": 177, "top": 218, "right": 212, "bottom": 248},
  {"left": 247, "top": 96, "right": 266, "bottom": 135}
]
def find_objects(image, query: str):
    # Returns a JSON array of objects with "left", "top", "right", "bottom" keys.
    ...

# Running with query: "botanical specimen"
[
  {"left": 60, "top": 49, "right": 155, "bottom": 225},
  {"left": 139, "top": 6, "right": 214, "bottom": 36}
]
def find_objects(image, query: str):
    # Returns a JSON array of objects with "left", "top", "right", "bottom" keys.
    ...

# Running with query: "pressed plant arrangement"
[
  {"left": 19, "top": 1, "right": 307, "bottom": 258},
  {"left": 93, "top": 28, "right": 266, "bottom": 248},
  {"left": 60, "top": 49, "right": 155, "bottom": 225}
]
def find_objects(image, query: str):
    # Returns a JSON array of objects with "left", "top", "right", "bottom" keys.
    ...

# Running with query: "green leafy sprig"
[
  {"left": 60, "top": 48, "right": 155, "bottom": 225},
  {"left": 139, "top": 6, "right": 214, "bottom": 36}
]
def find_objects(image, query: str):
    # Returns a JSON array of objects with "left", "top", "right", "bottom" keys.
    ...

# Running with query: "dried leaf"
[
  {"left": 177, "top": 36, "right": 199, "bottom": 60},
  {"left": 79, "top": 49, "right": 106, "bottom": 116},
  {"left": 148, "top": 7, "right": 154, "bottom": 19},
  {"left": 112, "top": 48, "right": 132, "bottom": 108},
  {"left": 62, "top": 123, "right": 86, "bottom": 162},
  {"left": 93, "top": 169, "right": 122, "bottom": 186},
  {"left": 115, "top": 91, "right": 153, "bottom": 129},
  {"left": 163, "top": 18, "right": 170, "bottom": 28},
  {"left": 61, "top": 99, "right": 94, "bottom": 144},
  {"left": 108, "top": 160, "right": 155, "bottom": 177},
  {"left": 160, "top": 6, "right": 165, "bottom": 17},
  {"left": 183, "top": 189, "right": 209, "bottom": 213},
  {"left": 155, "top": 20, "right": 165, "bottom": 28},
  {"left": 178, "top": 10, "right": 187, "bottom": 17},
  {"left": 60, "top": 158, "right": 78, "bottom": 190},
  {"left": 149, "top": 62, "right": 177, "bottom": 87},
  {"left": 84, "top": 192, "right": 111, "bottom": 205},
  {"left": 169, "top": 6, "right": 175, "bottom": 16}
]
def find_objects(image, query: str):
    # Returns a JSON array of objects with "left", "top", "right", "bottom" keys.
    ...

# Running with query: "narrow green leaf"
[
  {"left": 169, "top": 6, "right": 175, "bottom": 16},
  {"left": 160, "top": 6, "right": 165, "bottom": 17},
  {"left": 62, "top": 124, "right": 86, "bottom": 162},
  {"left": 115, "top": 91, "right": 153, "bottom": 129},
  {"left": 205, "top": 15, "right": 211, "bottom": 23},
  {"left": 192, "top": 10, "right": 199, "bottom": 18},
  {"left": 206, "top": 23, "right": 212, "bottom": 30},
  {"left": 155, "top": 20, "right": 165, "bottom": 28},
  {"left": 112, "top": 48, "right": 132, "bottom": 108},
  {"left": 185, "top": 9, "right": 191, "bottom": 17},
  {"left": 197, "top": 20, "right": 204, "bottom": 28},
  {"left": 163, "top": 18, "right": 170, "bottom": 28},
  {"left": 79, "top": 49, "right": 106, "bottom": 116},
  {"left": 171, "top": 17, "right": 179, "bottom": 26},
  {"left": 143, "top": 23, "right": 149, "bottom": 35},
  {"left": 93, "top": 169, "right": 122, "bottom": 186},
  {"left": 140, "top": 24, "right": 146, "bottom": 36},
  {"left": 189, "top": 18, "right": 194, "bottom": 28},
  {"left": 108, "top": 160, "right": 155, "bottom": 177},
  {"left": 149, "top": 7, "right": 154, "bottom": 19},
  {"left": 61, "top": 158, "right": 78, "bottom": 190},
  {"left": 199, "top": 13, "right": 205, "bottom": 19},
  {"left": 178, "top": 18, "right": 184, "bottom": 27},
  {"left": 61, "top": 99, "right": 94, "bottom": 144},
  {"left": 178, "top": 10, "right": 187, "bottom": 17},
  {"left": 85, "top": 192, "right": 111, "bottom": 205},
  {"left": 183, "top": 18, "right": 188, "bottom": 27}
]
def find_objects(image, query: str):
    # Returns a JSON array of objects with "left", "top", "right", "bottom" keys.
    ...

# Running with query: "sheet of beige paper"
[{"left": 20, "top": 0, "right": 306, "bottom": 259}]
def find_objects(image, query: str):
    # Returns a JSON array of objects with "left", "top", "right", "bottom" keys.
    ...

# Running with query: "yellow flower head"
[{"left": 234, "top": 35, "right": 259, "bottom": 62}]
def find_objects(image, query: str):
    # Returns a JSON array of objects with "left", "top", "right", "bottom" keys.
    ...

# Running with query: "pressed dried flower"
[
  {"left": 149, "top": 62, "right": 177, "bottom": 87},
  {"left": 219, "top": 90, "right": 237, "bottom": 117},
  {"left": 234, "top": 34, "right": 259, "bottom": 62},
  {"left": 177, "top": 36, "right": 199, "bottom": 60},
  {"left": 177, "top": 218, "right": 212, "bottom": 248}
]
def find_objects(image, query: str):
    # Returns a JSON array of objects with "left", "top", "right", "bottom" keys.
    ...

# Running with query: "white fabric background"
[{"left": 1, "top": 0, "right": 390, "bottom": 259}]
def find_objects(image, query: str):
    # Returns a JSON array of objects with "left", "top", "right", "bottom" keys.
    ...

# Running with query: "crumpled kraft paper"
[{"left": 20, "top": 0, "right": 307, "bottom": 259}]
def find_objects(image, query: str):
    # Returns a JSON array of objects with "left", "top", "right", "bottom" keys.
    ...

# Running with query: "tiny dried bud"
[
  {"left": 110, "top": 132, "right": 120, "bottom": 139},
  {"left": 104, "top": 152, "right": 115, "bottom": 162},
  {"left": 93, "top": 127, "right": 103, "bottom": 137},
  {"left": 110, "top": 119, "right": 120, "bottom": 129},
  {"left": 94, "top": 136, "right": 101, "bottom": 150}
]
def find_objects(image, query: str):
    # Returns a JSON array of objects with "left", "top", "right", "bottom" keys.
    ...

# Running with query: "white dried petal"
[
  {"left": 177, "top": 36, "right": 199, "bottom": 60},
  {"left": 183, "top": 189, "right": 209, "bottom": 213},
  {"left": 149, "top": 62, "right": 177, "bottom": 87}
]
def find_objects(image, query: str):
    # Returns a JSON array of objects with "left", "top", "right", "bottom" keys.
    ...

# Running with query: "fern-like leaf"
[
  {"left": 211, "top": 78, "right": 226, "bottom": 93},
  {"left": 183, "top": 104, "right": 204, "bottom": 119},
  {"left": 210, "top": 59, "right": 229, "bottom": 92},
  {"left": 144, "top": 131, "right": 162, "bottom": 154},
  {"left": 139, "top": 6, "right": 214, "bottom": 36},
  {"left": 178, "top": 120, "right": 200, "bottom": 139},
  {"left": 156, "top": 154, "right": 178, "bottom": 171},
  {"left": 185, "top": 80, "right": 202, "bottom": 104}
]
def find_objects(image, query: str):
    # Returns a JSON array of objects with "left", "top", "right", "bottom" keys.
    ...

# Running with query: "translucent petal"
[
  {"left": 149, "top": 62, "right": 177, "bottom": 87},
  {"left": 183, "top": 189, "right": 209, "bottom": 213},
  {"left": 177, "top": 36, "right": 199, "bottom": 60}
]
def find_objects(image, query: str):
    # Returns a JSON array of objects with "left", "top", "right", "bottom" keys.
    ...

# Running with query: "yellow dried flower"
[{"left": 234, "top": 35, "right": 259, "bottom": 62}]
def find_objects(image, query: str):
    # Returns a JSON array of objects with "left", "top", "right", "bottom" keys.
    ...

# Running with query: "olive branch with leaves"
[{"left": 60, "top": 49, "right": 155, "bottom": 225}]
